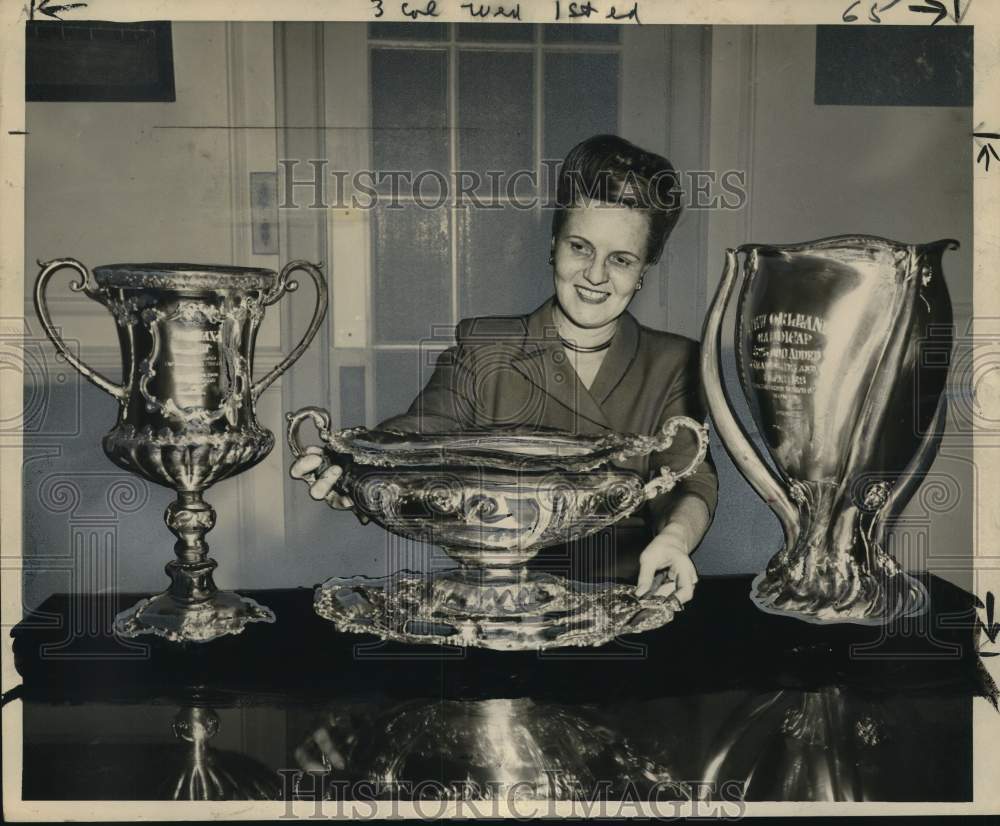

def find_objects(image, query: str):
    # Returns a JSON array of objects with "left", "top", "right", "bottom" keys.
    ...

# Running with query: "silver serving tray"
[{"left": 314, "top": 570, "right": 683, "bottom": 651}]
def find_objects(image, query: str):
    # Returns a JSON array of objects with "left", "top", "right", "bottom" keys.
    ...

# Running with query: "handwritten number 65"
[{"left": 842, "top": 0, "right": 885, "bottom": 21}]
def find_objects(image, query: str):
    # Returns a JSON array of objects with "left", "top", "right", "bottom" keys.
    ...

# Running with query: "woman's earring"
[
  {"left": 548, "top": 254, "right": 555, "bottom": 266},
  {"left": 635, "top": 278, "right": 644, "bottom": 291}
]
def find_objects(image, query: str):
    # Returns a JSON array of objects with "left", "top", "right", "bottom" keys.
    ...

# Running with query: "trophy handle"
[
  {"left": 33, "top": 258, "right": 128, "bottom": 401},
  {"left": 642, "top": 416, "right": 710, "bottom": 500},
  {"left": 700, "top": 249, "right": 800, "bottom": 549},
  {"left": 286, "top": 406, "right": 368, "bottom": 524},
  {"left": 286, "top": 405, "right": 334, "bottom": 481},
  {"left": 252, "top": 260, "right": 329, "bottom": 402}
]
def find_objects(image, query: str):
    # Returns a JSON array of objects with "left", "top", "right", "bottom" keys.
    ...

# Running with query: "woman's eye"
[
  {"left": 611, "top": 256, "right": 634, "bottom": 267},
  {"left": 570, "top": 242, "right": 591, "bottom": 256}
]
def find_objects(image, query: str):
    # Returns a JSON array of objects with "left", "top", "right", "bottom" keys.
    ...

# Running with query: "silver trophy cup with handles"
[
  {"left": 34, "top": 259, "right": 328, "bottom": 642},
  {"left": 701, "top": 235, "right": 957, "bottom": 625}
]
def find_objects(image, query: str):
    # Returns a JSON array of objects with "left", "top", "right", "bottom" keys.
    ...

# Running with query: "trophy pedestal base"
[
  {"left": 314, "top": 569, "right": 683, "bottom": 651},
  {"left": 428, "top": 567, "right": 568, "bottom": 616},
  {"left": 749, "top": 570, "right": 930, "bottom": 626},
  {"left": 113, "top": 590, "right": 276, "bottom": 643}
]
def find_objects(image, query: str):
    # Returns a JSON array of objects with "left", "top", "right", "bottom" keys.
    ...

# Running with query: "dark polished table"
[{"left": 9, "top": 573, "right": 990, "bottom": 803}]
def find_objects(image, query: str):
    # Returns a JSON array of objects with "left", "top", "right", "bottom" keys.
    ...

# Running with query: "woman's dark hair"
[{"left": 551, "top": 134, "right": 683, "bottom": 265}]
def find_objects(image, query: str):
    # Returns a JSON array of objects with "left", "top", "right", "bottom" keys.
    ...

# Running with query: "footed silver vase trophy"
[
  {"left": 702, "top": 235, "right": 956, "bottom": 625},
  {"left": 287, "top": 410, "right": 709, "bottom": 650},
  {"left": 34, "top": 259, "right": 328, "bottom": 642}
]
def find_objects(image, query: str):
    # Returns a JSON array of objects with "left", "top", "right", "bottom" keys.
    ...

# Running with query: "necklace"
[
  {"left": 552, "top": 302, "right": 616, "bottom": 354},
  {"left": 559, "top": 335, "right": 614, "bottom": 353}
]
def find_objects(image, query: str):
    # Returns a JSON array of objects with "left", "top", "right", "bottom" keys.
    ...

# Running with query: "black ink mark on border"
[
  {"left": 400, "top": 0, "right": 439, "bottom": 19},
  {"left": 975, "top": 590, "right": 1000, "bottom": 653},
  {"left": 908, "top": 0, "right": 949, "bottom": 24},
  {"left": 844, "top": 0, "right": 969, "bottom": 23},
  {"left": 606, "top": 2, "right": 640, "bottom": 23},
  {"left": 29, "top": 0, "right": 88, "bottom": 21},
  {"left": 843, "top": 0, "right": 902, "bottom": 22},
  {"left": 568, "top": 2, "right": 598, "bottom": 19},
  {"left": 461, "top": 3, "right": 522, "bottom": 19},
  {"left": 974, "top": 126, "right": 999, "bottom": 172}
]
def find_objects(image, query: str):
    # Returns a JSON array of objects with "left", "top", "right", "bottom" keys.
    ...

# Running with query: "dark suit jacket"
[{"left": 380, "top": 297, "right": 718, "bottom": 533}]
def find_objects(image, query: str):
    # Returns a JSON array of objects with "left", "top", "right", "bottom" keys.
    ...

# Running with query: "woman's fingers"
[
  {"left": 636, "top": 541, "right": 674, "bottom": 596},
  {"left": 635, "top": 556, "right": 660, "bottom": 597},
  {"left": 290, "top": 449, "right": 324, "bottom": 480},
  {"left": 653, "top": 575, "right": 679, "bottom": 599},
  {"left": 636, "top": 541, "right": 698, "bottom": 603},
  {"left": 672, "top": 564, "right": 697, "bottom": 604},
  {"left": 309, "top": 466, "right": 344, "bottom": 500},
  {"left": 311, "top": 466, "right": 357, "bottom": 511},
  {"left": 291, "top": 457, "right": 357, "bottom": 512},
  {"left": 329, "top": 493, "right": 357, "bottom": 510}
]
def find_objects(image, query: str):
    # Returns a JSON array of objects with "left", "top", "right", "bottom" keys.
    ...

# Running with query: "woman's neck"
[{"left": 552, "top": 301, "right": 618, "bottom": 350}]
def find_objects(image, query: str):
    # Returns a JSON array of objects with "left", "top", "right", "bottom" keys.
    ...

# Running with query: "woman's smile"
[{"left": 574, "top": 284, "right": 611, "bottom": 304}]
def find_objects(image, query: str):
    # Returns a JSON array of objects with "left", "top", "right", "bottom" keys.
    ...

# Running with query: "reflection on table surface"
[
  {"left": 14, "top": 574, "right": 986, "bottom": 804},
  {"left": 21, "top": 685, "right": 971, "bottom": 802}
]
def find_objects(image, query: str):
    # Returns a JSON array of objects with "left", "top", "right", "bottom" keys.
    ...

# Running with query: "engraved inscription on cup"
[{"left": 124, "top": 294, "right": 256, "bottom": 436}]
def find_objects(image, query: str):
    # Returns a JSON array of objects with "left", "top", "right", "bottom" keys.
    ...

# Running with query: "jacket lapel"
[
  {"left": 587, "top": 309, "right": 640, "bottom": 407},
  {"left": 509, "top": 298, "right": 616, "bottom": 433}
]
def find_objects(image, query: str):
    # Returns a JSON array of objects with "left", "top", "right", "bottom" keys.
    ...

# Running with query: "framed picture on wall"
[{"left": 26, "top": 20, "right": 175, "bottom": 102}]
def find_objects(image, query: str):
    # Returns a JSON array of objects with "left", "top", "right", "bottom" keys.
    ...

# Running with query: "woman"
[{"left": 291, "top": 134, "right": 718, "bottom": 603}]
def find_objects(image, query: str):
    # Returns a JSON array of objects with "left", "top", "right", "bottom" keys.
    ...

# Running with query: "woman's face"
[{"left": 552, "top": 199, "right": 651, "bottom": 329}]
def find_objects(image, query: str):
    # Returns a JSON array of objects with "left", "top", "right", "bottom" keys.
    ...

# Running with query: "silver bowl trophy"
[
  {"left": 34, "top": 259, "right": 328, "bottom": 642},
  {"left": 287, "top": 408, "right": 709, "bottom": 650},
  {"left": 701, "top": 235, "right": 957, "bottom": 624}
]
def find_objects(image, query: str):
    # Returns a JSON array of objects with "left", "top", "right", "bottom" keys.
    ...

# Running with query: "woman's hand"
[
  {"left": 635, "top": 523, "right": 698, "bottom": 604},
  {"left": 289, "top": 446, "right": 357, "bottom": 511}
]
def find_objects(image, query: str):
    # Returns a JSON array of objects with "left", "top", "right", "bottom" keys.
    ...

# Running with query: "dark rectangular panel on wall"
[
  {"left": 26, "top": 21, "right": 175, "bottom": 102},
  {"left": 815, "top": 25, "right": 972, "bottom": 106}
]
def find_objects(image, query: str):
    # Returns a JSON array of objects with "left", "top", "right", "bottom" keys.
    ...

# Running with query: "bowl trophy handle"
[
  {"left": 33, "top": 258, "right": 128, "bottom": 401},
  {"left": 286, "top": 405, "right": 334, "bottom": 482},
  {"left": 641, "top": 416, "right": 711, "bottom": 501},
  {"left": 286, "top": 405, "right": 369, "bottom": 525},
  {"left": 252, "top": 260, "right": 329, "bottom": 402}
]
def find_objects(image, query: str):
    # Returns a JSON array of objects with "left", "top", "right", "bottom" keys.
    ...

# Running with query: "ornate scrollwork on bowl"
[{"left": 287, "top": 409, "right": 710, "bottom": 650}]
